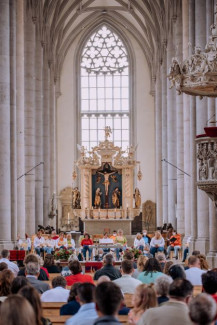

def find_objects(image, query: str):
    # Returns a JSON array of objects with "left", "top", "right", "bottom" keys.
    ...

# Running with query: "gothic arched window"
[{"left": 80, "top": 25, "right": 130, "bottom": 151}]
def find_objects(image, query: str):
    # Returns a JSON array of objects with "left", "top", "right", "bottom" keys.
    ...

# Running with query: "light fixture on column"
[
  {"left": 137, "top": 165, "right": 142, "bottom": 181},
  {"left": 168, "top": 4, "right": 217, "bottom": 99}
]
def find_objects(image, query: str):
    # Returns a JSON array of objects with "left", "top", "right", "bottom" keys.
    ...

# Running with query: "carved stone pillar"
[
  {"left": 10, "top": 0, "right": 17, "bottom": 240},
  {"left": 182, "top": 0, "right": 191, "bottom": 240},
  {"left": 195, "top": 0, "right": 209, "bottom": 254},
  {"left": 35, "top": 31, "right": 44, "bottom": 229},
  {"left": 0, "top": 0, "right": 12, "bottom": 245},
  {"left": 167, "top": 33, "right": 177, "bottom": 228},
  {"left": 16, "top": 0, "right": 25, "bottom": 238},
  {"left": 155, "top": 72, "right": 163, "bottom": 226},
  {"left": 175, "top": 5, "right": 184, "bottom": 233},
  {"left": 161, "top": 57, "right": 168, "bottom": 224}
]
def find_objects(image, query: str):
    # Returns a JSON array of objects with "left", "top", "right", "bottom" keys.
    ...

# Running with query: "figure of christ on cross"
[{"left": 96, "top": 163, "right": 117, "bottom": 208}]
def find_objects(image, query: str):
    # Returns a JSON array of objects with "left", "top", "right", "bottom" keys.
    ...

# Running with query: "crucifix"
[{"left": 96, "top": 162, "right": 117, "bottom": 208}]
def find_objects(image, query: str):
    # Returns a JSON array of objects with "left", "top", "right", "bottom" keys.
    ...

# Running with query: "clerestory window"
[{"left": 80, "top": 25, "right": 130, "bottom": 151}]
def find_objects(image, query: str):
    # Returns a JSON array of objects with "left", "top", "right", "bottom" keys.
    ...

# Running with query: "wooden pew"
[
  {"left": 193, "top": 285, "right": 202, "bottom": 297},
  {"left": 48, "top": 273, "right": 62, "bottom": 281},
  {"left": 42, "top": 302, "right": 64, "bottom": 317},
  {"left": 46, "top": 315, "right": 128, "bottom": 325},
  {"left": 124, "top": 293, "right": 133, "bottom": 308}
]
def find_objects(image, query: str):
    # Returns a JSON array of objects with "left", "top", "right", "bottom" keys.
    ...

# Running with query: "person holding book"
[{"left": 166, "top": 230, "right": 181, "bottom": 260}]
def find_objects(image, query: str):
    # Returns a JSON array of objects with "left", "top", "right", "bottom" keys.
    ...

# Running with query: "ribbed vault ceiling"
[{"left": 28, "top": 0, "right": 177, "bottom": 91}]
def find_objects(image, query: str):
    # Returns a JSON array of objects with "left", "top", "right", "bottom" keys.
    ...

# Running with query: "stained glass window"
[{"left": 80, "top": 25, "right": 130, "bottom": 151}]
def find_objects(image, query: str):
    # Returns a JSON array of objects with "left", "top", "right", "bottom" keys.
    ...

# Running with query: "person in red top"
[
  {"left": 65, "top": 260, "right": 94, "bottom": 286},
  {"left": 166, "top": 230, "right": 181, "bottom": 260},
  {"left": 81, "top": 233, "right": 93, "bottom": 261}
]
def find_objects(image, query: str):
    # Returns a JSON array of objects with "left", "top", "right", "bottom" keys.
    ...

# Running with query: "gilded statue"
[
  {"left": 134, "top": 187, "right": 141, "bottom": 208},
  {"left": 112, "top": 187, "right": 121, "bottom": 208},
  {"left": 72, "top": 187, "right": 81, "bottom": 209},
  {"left": 94, "top": 187, "right": 102, "bottom": 208}
]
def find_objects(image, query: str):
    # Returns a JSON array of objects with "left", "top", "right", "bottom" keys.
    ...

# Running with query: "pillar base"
[
  {"left": 207, "top": 253, "right": 217, "bottom": 268},
  {"left": 0, "top": 240, "right": 15, "bottom": 251},
  {"left": 194, "top": 238, "right": 209, "bottom": 255}
]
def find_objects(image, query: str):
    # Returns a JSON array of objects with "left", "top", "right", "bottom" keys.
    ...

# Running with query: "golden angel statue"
[
  {"left": 134, "top": 187, "right": 141, "bottom": 208},
  {"left": 94, "top": 187, "right": 102, "bottom": 208},
  {"left": 112, "top": 187, "right": 121, "bottom": 208}
]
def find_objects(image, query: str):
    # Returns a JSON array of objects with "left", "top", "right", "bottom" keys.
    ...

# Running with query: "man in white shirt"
[
  {"left": 0, "top": 249, "right": 19, "bottom": 276},
  {"left": 185, "top": 255, "right": 206, "bottom": 285},
  {"left": 41, "top": 276, "right": 69, "bottom": 302},
  {"left": 99, "top": 232, "right": 114, "bottom": 254},
  {"left": 113, "top": 260, "right": 142, "bottom": 294},
  {"left": 34, "top": 231, "right": 45, "bottom": 256}
]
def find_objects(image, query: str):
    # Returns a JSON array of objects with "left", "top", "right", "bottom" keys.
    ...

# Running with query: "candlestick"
[
  {"left": 98, "top": 207, "right": 100, "bottom": 219},
  {"left": 126, "top": 207, "right": 129, "bottom": 219},
  {"left": 67, "top": 212, "right": 70, "bottom": 225},
  {"left": 114, "top": 208, "right": 116, "bottom": 219}
]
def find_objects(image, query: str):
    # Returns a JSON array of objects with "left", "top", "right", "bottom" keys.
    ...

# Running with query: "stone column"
[
  {"left": 161, "top": 56, "right": 168, "bottom": 224},
  {"left": 16, "top": 0, "right": 25, "bottom": 238},
  {"left": 43, "top": 57, "right": 50, "bottom": 225},
  {"left": 10, "top": 0, "right": 17, "bottom": 241},
  {"left": 24, "top": 14, "right": 36, "bottom": 235},
  {"left": 49, "top": 70, "right": 57, "bottom": 226},
  {"left": 188, "top": 0, "right": 197, "bottom": 251},
  {"left": 155, "top": 70, "right": 163, "bottom": 226},
  {"left": 195, "top": 0, "right": 209, "bottom": 254},
  {"left": 0, "top": 0, "right": 12, "bottom": 245},
  {"left": 183, "top": 0, "right": 191, "bottom": 239},
  {"left": 167, "top": 31, "right": 177, "bottom": 228},
  {"left": 175, "top": 5, "right": 184, "bottom": 233},
  {"left": 35, "top": 29, "right": 44, "bottom": 229}
]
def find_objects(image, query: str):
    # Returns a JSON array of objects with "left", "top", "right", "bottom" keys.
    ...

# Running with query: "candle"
[{"left": 67, "top": 212, "right": 70, "bottom": 225}]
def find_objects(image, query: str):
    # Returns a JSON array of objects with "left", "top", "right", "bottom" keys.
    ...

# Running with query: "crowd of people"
[{"left": 0, "top": 242, "right": 217, "bottom": 325}]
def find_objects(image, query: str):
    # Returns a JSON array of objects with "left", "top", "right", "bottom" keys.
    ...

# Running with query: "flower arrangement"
[
  {"left": 54, "top": 247, "right": 74, "bottom": 261},
  {"left": 124, "top": 247, "right": 143, "bottom": 260}
]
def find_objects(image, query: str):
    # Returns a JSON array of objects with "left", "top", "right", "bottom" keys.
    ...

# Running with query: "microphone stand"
[{"left": 17, "top": 162, "right": 44, "bottom": 181}]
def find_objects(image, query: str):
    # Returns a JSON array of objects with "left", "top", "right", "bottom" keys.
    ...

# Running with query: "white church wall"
[{"left": 57, "top": 28, "right": 155, "bottom": 214}]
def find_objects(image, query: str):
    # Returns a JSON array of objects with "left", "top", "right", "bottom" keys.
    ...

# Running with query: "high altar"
[{"left": 60, "top": 127, "right": 142, "bottom": 235}]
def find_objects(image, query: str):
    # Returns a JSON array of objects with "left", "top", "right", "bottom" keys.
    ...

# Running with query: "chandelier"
[{"left": 168, "top": 5, "right": 217, "bottom": 98}]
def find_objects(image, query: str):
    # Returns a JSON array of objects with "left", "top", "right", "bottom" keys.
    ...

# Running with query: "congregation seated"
[
  {"left": 128, "top": 283, "right": 157, "bottom": 324},
  {"left": 134, "top": 233, "right": 146, "bottom": 251},
  {"left": 166, "top": 230, "right": 181, "bottom": 259},
  {"left": 149, "top": 231, "right": 165, "bottom": 256},
  {"left": 202, "top": 270, "right": 217, "bottom": 302},
  {"left": 43, "top": 254, "right": 61, "bottom": 273},
  {"left": 0, "top": 295, "right": 36, "bottom": 325},
  {"left": 60, "top": 283, "right": 81, "bottom": 315},
  {"left": 185, "top": 255, "right": 206, "bottom": 285},
  {"left": 138, "top": 257, "right": 164, "bottom": 284},
  {"left": 61, "top": 253, "right": 78, "bottom": 277},
  {"left": 80, "top": 233, "right": 93, "bottom": 260},
  {"left": 93, "top": 254, "right": 121, "bottom": 281},
  {"left": 17, "top": 233, "right": 31, "bottom": 252},
  {"left": 189, "top": 293, "right": 217, "bottom": 325},
  {"left": 109, "top": 230, "right": 117, "bottom": 242},
  {"left": 156, "top": 253, "right": 166, "bottom": 271},
  {"left": 113, "top": 260, "right": 142, "bottom": 294},
  {"left": 25, "top": 261, "right": 50, "bottom": 294},
  {"left": 34, "top": 231, "right": 45, "bottom": 256},
  {"left": 11, "top": 275, "right": 29, "bottom": 294},
  {"left": 137, "top": 279, "right": 194, "bottom": 325},
  {"left": 56, "top": 232, "right": 67, "bottom": 248},
  {"left": 51, "top": 230, "right": 59, "bottom": 241},
  {"left": 0, "top": 269, "right": 14, "bottom": 302},
  {"left": 65, "top": 260, "right": 94, "bottom": 286},
  {"left": 163, "top": 260, "right": 174, "bottom": 275},
  {"left": 123, "top": 251, "right": 137, "bottom": 269},
  {"left": 0, "top": 249, "right": 19, "bottom": 276},
  {"left": 94, "top": 282, "right": 123, "bottom": 325},
  {"left": 115, "top": 229, "right": 127, "bottom": 260},
  {"left": 198, "top": 254, "right": 210, "bottom": 271},
  {"left": 66, "top": 233, "right": 75, "bottom": 249},
  {"left": 0, "top": 262, "right": 8, "bottom": 272},
  {"left": 41, "top": 276, "right": 69, "bottom": 302},
  {"left": 142, "top": 229, "right": 151, "bottom": 245},
  {"left": 18, "top": 254, "right": 49, "bottom": 280},
  {"left": 155, "top": 275, "right": 173, "bottom": 305},
  {"left": 19, "top": 285, "right": 52, "bottom": 325},
  {"left": 66, "top": 283, "right": 97, "bottom": 325},
  {"left": 44, "top": 234, "right": 56, "bottom": 254},
  {"left": 132, "top": 255, "right": 148, "bottom": 279},
  {"left": 168, "top": 264, "right": 186, "bottom": 280},
  {"left": 99, "top": 232, "right": 114, "bottom": 254}
]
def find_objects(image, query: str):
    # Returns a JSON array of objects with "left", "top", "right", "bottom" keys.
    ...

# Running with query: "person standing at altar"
[
  {"left": 44, "top": 234, "right": 56, "bottom": 254},
  {"left": 115, "top": 229, "right": 127, "bottom": 261},
  {"left": 81, "top": 233, "right": 93, "bottom": 261},
  {"left": 34, "top": 231, "right": 45, "bottom": 256},
  {"left": 66, "top": 234, "right": 75, "bottom": 249},
  {"left": 56, "top": 232, "right": 67, "bottom": 248}
]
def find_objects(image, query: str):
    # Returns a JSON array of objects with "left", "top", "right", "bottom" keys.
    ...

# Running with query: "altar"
[{"left": 59, "top": 126, "right": 142, "bottom": 235}]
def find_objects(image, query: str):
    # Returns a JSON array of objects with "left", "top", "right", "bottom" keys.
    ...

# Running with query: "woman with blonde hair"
[
  {"left": 132, "top": 255, "right": 149, "bottom": 279},
  {"left": 128, "top": 283, "right": 157, "bottom": 324},
  {"left": 134, "top": 233, "right": 146, "bottom": 250},
  {"left": 149, "top": 231, "right": 165, "bottom": 256}
]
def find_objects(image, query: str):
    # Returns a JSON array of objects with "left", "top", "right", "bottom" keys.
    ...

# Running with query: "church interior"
[{"left": 1, "top": 0, "right": 217, "bottom": 266}]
